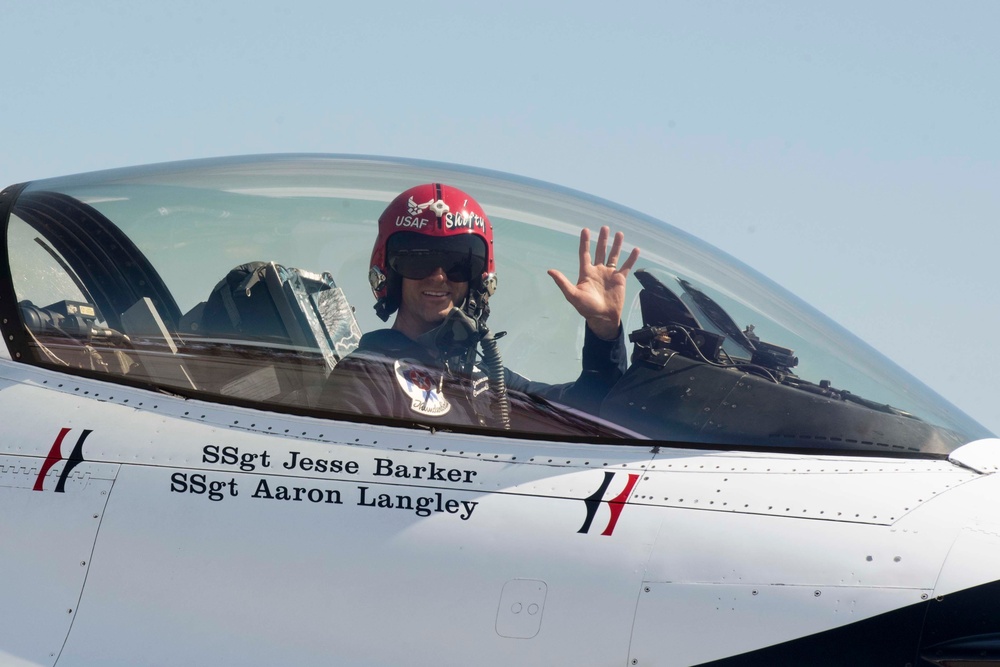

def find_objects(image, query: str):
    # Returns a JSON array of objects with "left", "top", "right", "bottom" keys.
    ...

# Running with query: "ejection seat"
[{"left": 178, "top": 261, "right": 361, "bottom": 406}]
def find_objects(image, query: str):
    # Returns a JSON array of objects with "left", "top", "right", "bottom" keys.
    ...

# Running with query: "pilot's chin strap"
[{"left": 416, "top": 289, "right": 510, "bottom": 430}]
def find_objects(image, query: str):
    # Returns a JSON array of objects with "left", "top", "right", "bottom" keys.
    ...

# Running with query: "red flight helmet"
[{"left": 369, "top": 183, "right": 497, "bottom": 321}]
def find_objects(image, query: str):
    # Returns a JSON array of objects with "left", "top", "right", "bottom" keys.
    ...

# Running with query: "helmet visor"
[{"left": 387, "top": 232, "right": 487, "bottom": 283}]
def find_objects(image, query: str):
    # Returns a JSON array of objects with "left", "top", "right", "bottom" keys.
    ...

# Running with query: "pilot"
[{"left": 319, "top": 183, "right": 639, "bottom": 429}]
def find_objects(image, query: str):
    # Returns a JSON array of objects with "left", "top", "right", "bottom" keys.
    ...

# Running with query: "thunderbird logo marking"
[
  {"left": 34, "top": 427, "right": 92, "bottom": 492},
  {"left": 578, "top": 471, "right": 640, "bottom": 536}
]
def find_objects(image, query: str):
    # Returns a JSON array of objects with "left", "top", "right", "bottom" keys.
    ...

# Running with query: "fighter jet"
[{"left": 1, "top": 154, "right": 997, "bottom": 666}]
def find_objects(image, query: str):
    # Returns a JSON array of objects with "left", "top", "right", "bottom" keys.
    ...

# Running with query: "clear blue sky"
[{"left": 3, "top": 1, "right": 998, "bottom": 434}]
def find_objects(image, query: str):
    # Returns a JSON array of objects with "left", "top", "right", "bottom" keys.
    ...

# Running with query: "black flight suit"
[{"left": 320, "top": 326, "right": 627, "bottom": 431}]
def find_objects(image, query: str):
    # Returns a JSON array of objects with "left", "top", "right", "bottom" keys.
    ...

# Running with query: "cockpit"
[{"left": 0, "top": 155, "right": 990, "bottom": 455}]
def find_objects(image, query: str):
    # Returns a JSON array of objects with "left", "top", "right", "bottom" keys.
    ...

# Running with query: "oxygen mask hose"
[
  {"left": 465, "top": 288, "right": 510, "bottom": 430},
  {"left": 420, "top": 306, "right": 511, "bottom": 430},
  {"left": 477, "top": 322, "right": 511, "bottom": 430}
]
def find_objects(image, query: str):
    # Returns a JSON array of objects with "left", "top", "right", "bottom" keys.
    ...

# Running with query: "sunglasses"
[{"left": 389, "top": 250, "right": 483, "bottom": 283}]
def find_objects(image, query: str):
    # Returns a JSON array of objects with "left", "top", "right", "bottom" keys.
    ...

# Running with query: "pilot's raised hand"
[{"left": 547, "top": 226, "right": 640, "bottom": 340}]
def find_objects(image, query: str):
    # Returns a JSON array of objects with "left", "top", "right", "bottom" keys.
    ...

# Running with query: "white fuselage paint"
[{"left": 2, "top": 359, "right": 999, "bottom": 667}]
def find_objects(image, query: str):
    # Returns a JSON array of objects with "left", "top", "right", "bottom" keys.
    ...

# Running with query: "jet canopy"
[{"left": 0, "top": 155, "right": 990, "bottom": 455}]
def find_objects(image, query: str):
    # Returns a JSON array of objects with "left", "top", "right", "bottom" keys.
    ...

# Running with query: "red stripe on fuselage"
[
  {"left": 601, "top": 473, "right": 640, "bottom": 536},
  {"left": 34, "top": 427, "right": 70, "bottom": 491}
]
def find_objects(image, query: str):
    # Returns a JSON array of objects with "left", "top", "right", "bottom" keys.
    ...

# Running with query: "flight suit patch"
[{"left": 394, "top": 359, "right": 451, "bottom": 417}]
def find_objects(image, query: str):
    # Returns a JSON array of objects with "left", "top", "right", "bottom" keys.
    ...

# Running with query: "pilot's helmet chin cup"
[{"left": 370, "top": 183, "right": 496, "bottom": 321}]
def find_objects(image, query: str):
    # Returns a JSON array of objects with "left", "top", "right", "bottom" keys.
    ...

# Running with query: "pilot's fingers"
[
  {"left": 547, "top": 268, "right": 576, "bottom": 299},
  {"left": 593, "top": 226, "right": 611, "bottom": 266},
  {"left": 617, "top": 246, "right": 641, "bottom": 274},
  {"left": 606, "top": 231, "right": 625, "bottom": 268},
  {"left": 578, "top": 228, "right": 592, "bottom": 273}
]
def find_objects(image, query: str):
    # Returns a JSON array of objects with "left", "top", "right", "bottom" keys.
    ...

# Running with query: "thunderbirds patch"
[{"left": 394, "top": 359, "right": 451, "bottom": 417}]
